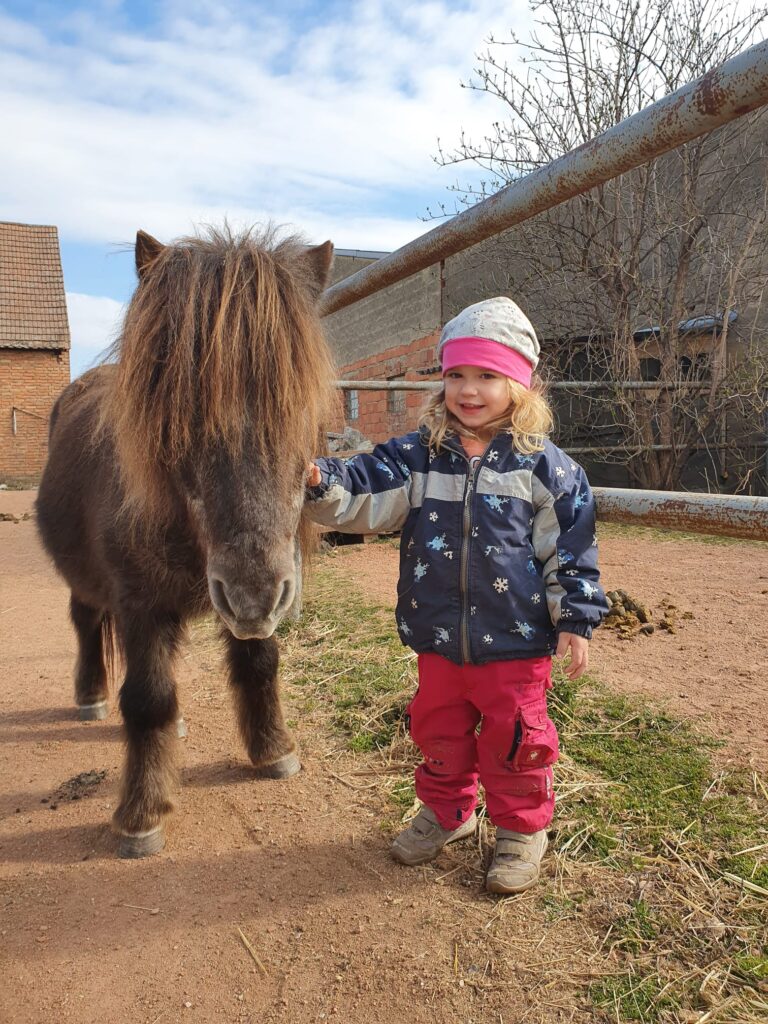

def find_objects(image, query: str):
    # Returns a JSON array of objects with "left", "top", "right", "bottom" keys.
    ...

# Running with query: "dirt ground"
[{"left": 1, "top": 489, "right": 767, "bottom": 1024}]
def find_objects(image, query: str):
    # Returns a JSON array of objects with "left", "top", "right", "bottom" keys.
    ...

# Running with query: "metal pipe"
[
  {"left": 321, "top": 41, "right": 768, "bottom": 317},
  {"left": 568, "top": 443, "right": 768, "bottom": 454},
  {"left": 593, "top": 488, "right": 768, "bottom": 541},
  {"left": 334, "top": 379, "right": 710, "bottom": 391}
]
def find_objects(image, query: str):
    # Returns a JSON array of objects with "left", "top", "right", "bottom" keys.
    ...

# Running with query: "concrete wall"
[
  {"left": 325, "top": 254, "right": 441, "bottom": 370},
  {"left": 0, "top": 348, "right": 69, "bottom": 484},
  {"left": 321, "top": 122, "right": 768, "bottom": 488}
]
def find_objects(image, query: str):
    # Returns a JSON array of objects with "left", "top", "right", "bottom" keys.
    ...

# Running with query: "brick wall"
[
  {"left": 332, "top": 330, "right": 441, "bottom": 442},
  {"left": 0, "top": 348, "right": 70, "bottom": 484}
]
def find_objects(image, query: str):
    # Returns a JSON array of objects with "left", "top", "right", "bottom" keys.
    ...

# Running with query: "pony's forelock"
[{"left": 107, "top": 225, "right": 335, "bottom": 509}]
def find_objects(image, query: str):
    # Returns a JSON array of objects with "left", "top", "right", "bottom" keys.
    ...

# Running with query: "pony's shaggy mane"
[{"left": 107, "top": 225, "right": 335, "bottom": 508}]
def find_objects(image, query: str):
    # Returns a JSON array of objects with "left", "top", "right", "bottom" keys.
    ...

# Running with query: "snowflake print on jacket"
[
  {"left": 578, "top": 580, "right": 599, "bottom": 600},
  {"left": 483, "top": 494, "right": 510, "bottom": 513},
  {"left": 413, "top": 559, "right": 429, "bottom": 581},
  {"left": 305, "top": 428, "right": 607, "bottom": 664}
]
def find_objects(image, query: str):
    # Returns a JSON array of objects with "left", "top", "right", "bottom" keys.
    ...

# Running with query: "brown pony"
[{"left": 36, "top": 226, "right": 335, "bottom": 857}]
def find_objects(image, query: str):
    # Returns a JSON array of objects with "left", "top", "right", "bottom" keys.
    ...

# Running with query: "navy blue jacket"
[{"left": 304, "top": 429, "right": 607, "bottom": 665}]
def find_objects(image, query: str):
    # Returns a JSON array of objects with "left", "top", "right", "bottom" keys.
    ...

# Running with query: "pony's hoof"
[
  {"left": 78, "top": 700, "right": 108, "bottom": 721},
  {"left": 176, "top": 716, "right": 188, "bottom": 739},
  {"left": 255, "top": 751, "right": 301, "bottom": 779},
  {"left": 118, "top": 826, "right": 165, "bottom": 859}
]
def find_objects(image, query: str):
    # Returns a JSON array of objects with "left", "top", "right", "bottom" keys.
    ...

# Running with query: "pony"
[{"left": 36, "top": 226, "right": 335, "bottom": 857}]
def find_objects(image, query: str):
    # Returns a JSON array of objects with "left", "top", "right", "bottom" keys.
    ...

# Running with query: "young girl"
[{"left": 304, "top": 297, "right": 607, "bottom": 894}]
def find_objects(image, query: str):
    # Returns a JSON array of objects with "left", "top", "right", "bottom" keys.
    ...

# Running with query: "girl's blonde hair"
[{"left": 418, "top": 377, "right": 553, "bottom": 455}]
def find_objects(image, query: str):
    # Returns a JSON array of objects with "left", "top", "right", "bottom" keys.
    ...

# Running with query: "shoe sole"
[
  {"left": 391, "top": 815, "right": 477, "bottom": 867},
  {"left": 485, "top": 870, "right": 540, "bottom": 895}
]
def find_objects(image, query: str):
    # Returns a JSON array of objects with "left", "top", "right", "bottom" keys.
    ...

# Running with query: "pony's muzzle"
[{"left": 208, "top": 573, "right": 296, "bottom": 639}]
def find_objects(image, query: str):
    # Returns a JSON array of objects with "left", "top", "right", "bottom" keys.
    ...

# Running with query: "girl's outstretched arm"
[{"left": 303, "top": 433, "right": 425, "bottom": 536}]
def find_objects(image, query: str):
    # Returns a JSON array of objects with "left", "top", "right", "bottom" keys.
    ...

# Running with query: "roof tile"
[{"left": 0, "top": 222, "right": 71, "bottom": 351}]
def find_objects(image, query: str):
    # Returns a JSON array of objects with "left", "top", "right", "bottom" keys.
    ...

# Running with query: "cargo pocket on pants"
[{"left": 507, "top": 697, "right": 559, "bottom": 770}]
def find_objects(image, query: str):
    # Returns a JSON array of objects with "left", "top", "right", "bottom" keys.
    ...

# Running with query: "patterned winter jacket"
[{"left": 304, "top": 428, "right": 607, "bottom": 665}]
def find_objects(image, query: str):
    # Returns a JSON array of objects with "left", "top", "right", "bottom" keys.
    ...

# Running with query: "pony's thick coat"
[{"left": 36, "top": 226, "right": 335, "bottom": 855}]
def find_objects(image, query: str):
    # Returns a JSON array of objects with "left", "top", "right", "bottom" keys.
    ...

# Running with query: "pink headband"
[{"left": 441, "top": 336, "right": 534, "bottom": 388}]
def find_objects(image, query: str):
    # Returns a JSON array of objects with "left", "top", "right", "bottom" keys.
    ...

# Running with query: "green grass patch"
[
  {"left": 279, "top": 553, "right": 768, "bottom": 1023},
  {"left": 550, "top": 665, "right": 768, "bottom": 889},
  {"left": 279, "top": 565, "right": 413, "bottom": 754},
  {"left": 591, "top": 972, "right": 678, "bottom": 1023}
]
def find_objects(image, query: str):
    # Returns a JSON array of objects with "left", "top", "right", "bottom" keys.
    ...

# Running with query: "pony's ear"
[
  {"left": 135, "top": 230, "right": 165, "bottom": 278},
  {"left": 302, "top": 240, "right": 334, "bottom": 300}
]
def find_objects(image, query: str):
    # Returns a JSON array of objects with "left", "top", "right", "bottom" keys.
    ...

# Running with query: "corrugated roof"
[{"left": 0, "top": 221, "right": 70, "bottom": 351}]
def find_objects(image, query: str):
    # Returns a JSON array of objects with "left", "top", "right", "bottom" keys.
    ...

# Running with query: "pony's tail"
[{"left": 101, "top": 612, "right": 121, "bottom": 689}]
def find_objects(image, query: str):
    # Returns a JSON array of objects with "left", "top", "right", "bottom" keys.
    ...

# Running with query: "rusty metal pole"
[
  {"left": 593, "top": 488, "right": 768, "bottom": 541},
  {"left": 321, "top": 41, "right": 768, "bottom": 317}
]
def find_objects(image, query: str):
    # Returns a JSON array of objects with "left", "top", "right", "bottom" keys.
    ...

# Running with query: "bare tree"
[{"left": 433, "top": 0, "right": 768, "bottom": 491}]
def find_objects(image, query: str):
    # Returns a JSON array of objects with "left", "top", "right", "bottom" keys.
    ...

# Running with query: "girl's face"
[{"left": 443, "top": 364, "right": 511, "bottom": 439}]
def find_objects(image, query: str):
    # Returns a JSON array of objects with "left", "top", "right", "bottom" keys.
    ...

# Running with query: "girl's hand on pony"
[
  {"left": 556, "top": 632, "right": 589, "bottom": 680},
  {"left": 306, "top": 463, "right": 322, "bottom": 487}
]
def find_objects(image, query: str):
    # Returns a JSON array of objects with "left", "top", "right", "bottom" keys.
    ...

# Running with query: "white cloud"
[
  {"left": 0, "top": 1, "right": 529, "bottom": 248},
  {"left": 65, "top": 292, "right": 125, "bottom": 377}
]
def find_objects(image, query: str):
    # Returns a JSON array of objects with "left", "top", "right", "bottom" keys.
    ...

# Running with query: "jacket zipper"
[
  {"left": 459, "top": 465, "right": 475, "bottom": 663},
  {"left": 457, "top": 440, "right": 493, "bottom": 663}
]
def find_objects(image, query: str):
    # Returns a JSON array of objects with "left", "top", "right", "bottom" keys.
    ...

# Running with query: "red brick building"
[
  {"left": 0, "top": 222, "right": 71, "bottom": 485},
  {"left": 326, "top": 250, "right": 442, "bottom": 441}
]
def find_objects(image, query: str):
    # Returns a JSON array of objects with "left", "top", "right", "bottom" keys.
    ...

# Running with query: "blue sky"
[{"left": 0, "top": 0, "right": 530, "bottom": 377}]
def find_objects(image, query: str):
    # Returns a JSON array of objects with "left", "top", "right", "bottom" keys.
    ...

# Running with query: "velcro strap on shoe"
[{"left": 495, "top": 837, "right": 538, "bottom": 863}]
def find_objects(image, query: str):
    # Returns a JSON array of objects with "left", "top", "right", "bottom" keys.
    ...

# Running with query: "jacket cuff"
[
  {"left": 306, "top": 482, "right": 329, "bottom": 501},
  {"left": 556, "top": 621, "right": 593, "bottom": 640}
]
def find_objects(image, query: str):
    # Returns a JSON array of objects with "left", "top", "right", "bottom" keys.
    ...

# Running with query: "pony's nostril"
[
  {"left": 276, "top": 578, "right": 295, "bottom": 614},
  {"left": 210, "top": 577, "right": 234, "bottom": 619}
]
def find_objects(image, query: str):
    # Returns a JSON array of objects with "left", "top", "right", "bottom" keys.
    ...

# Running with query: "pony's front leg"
[
  {"left": 226, "top": 633, "right": 300, "bottom": 778},
  {"left": 113, "top": 614, "right": 183, "bottom": 858}
]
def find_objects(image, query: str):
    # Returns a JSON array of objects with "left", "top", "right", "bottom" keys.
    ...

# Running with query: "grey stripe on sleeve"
[
  {"left": 531, "top": 476, "right": 566, "bottom": 625},
  {"left": 410, "top": 471, "right": 428, "bottom": 508},
  {"left": 304, "top": 483, "right": 411, "bottom": 534}
]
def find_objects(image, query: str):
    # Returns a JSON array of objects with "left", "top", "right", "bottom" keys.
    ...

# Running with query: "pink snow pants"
[{"left": 407, "top": 653, "right": 559, "bottom": 833}]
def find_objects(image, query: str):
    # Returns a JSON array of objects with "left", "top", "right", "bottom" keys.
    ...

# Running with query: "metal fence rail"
[
  {"left": 323, "top": 42, "right": 768, "bottom": 540},
  {"left": 335, "top": 380, "right": 711, "bottom": 392},
  {"left": 592, "top": 489, "right": 768, "bottom": 541},
  {"left": 321, "top": 40, "right": 768, "bottom": 317}
]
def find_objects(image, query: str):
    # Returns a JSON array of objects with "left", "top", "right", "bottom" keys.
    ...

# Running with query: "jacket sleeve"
[
  {"left": 530, "top": 452, "right": 608, "bottom": 638},
  {"left": 303, "top": 435, "right": 420, "bottom": 535}
]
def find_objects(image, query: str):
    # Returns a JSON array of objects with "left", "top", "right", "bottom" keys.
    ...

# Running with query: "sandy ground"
[{"left": 1, "top": 489, "right": 767, "bottom": 1024}]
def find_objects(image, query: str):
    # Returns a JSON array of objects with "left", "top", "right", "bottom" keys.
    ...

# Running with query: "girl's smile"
[{"left": 443, "top": 365, "right": 511, "bottom": 437}]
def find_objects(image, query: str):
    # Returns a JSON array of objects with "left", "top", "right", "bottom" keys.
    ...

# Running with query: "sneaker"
[
  {"left": 485, "top": 828, "right": 548, "bottom": 894},
  {"left": 391, "top": 805, "right": 477, "bottom": 866}
]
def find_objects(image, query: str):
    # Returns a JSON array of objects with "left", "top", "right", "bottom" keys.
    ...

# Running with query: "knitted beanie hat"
[{"left": 438, "top": 296, "right": 540, "bottom": 388}]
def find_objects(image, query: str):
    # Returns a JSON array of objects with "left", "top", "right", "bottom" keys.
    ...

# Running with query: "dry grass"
[{"left": 270, "top": 553, "right": 768, "bottom": 1024}]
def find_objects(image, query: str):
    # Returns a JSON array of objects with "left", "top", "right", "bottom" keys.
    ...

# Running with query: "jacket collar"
[{"left": 438, "top": 430, "right": 515, "bottom": 462}]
